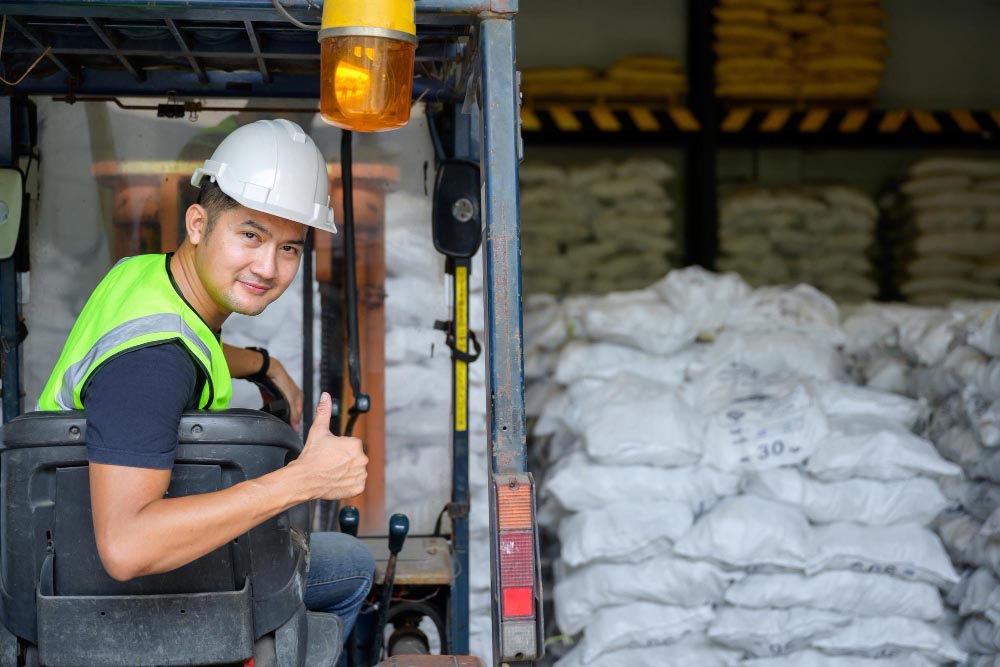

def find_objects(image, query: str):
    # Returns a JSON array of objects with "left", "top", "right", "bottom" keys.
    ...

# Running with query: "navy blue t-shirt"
[{"left": 83, "top": 341, "right": 204, "bottom": 469}]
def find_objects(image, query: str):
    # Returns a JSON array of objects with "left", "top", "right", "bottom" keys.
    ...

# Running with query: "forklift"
[{"left": 0, "top": 2, "right": 540, "bottom": 666}]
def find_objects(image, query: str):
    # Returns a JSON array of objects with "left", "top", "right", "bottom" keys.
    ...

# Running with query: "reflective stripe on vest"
[{"left": 55, "top": 314, "right": 213, "bottom": 410}]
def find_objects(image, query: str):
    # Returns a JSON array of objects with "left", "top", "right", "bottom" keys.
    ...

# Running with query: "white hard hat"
[{"left": 191, "top": 119, "right": 336, "bottom": 234}]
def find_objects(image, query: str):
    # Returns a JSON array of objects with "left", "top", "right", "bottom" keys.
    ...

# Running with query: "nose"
[{"left": 251, "top": 247, "right": 278, "bottom": 281}]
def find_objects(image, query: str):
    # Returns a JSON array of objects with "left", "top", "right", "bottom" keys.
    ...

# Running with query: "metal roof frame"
[{"left": 0, "top": 1, "right": 513, "bottom": 98}]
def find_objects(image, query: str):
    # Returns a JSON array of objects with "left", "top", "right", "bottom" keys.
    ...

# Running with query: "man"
[{"left": 37, "top": 119, "right": 374, "bottom": 638}]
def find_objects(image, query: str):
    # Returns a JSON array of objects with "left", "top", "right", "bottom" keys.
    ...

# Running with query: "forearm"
[
  {"left": 223, "top": 342, "right": 266, "bottom": 379},
  {"left": 95, "top": 464, "right": 308, "bottom": 580}
]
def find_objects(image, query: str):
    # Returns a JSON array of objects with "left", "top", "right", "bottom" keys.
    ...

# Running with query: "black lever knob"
[
  {"left": 339, "top": 505, "right": 360, "bottom": 537},
  {"left": 388, "top": 513, "right": 409, "bottom": 554}
]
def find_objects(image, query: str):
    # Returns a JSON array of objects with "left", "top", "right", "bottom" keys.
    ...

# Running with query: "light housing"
[
  {"left": 492, "top": 473, "right": 544, "bottom": 661},
  {"left": 319, "top": 0, "right": 416, "bottom": 132}
]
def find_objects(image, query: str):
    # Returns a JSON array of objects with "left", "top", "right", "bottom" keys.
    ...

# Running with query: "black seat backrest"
[{"left": 0, "top": 409, "right": 309, "bottom": 665}]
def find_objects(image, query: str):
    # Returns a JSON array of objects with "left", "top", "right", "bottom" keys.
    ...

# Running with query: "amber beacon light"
[{"left": 319, "top": 0, "right": 416, "bottom": 132}]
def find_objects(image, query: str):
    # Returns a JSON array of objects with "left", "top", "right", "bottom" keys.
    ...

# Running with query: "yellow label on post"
[{"left": 455, "top": 265, "right": 469, "bottom": 433}]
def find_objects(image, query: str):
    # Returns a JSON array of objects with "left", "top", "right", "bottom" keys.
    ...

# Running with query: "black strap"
[
  {"left": 433, "top": 320, "right": 482, "bottom": 363},
  {"left": 244, "top": 346, "right": 270, "bottom": 382}
]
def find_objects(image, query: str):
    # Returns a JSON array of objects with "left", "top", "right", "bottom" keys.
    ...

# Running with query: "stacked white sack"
[
  {"left": 882, "top": 157, "right": 1000, "bottom": 305},
  {"left": 845, "top": 300, "right": 1000, "bottom": 665},
  {"left": 524, "top": 267, "right": 965, "bottom": 666},
  {"left": 717, "top": 185, "right": 879, "bottom": 302},
  {"left": 519, "top": 159, "right": 677, "bottom": 296},
  {"left": 382, "top": 190, "right": 492, "bottom": 663}
]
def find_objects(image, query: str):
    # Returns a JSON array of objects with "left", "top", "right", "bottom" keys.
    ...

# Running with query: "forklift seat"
[{"left": 0, "top": 409, "right": 341, "bottom": 667}]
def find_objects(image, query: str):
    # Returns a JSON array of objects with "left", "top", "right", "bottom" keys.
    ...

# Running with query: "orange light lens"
[
  {"left": 496, "top": 480, "right": 533, "bottom": 531},
  {"left": 320, "top": 34, "right": 415, "bottom": 132}
]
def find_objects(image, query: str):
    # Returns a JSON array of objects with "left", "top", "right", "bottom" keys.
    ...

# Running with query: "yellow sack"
[
  {"left": 715, "top": 40, "right": 775, "bottom": 57},
  {"left": 719, "top": 0, "right": 800, "bottom": 12},
  {"left": 717, "top": 81, "right": 797, "bottom": 99},
  {"left": 716, "top": 57, "right": 798, "bottom": 74},
  {"left": 772, "top": 12, "right": 829, "bottom": 32},
  {"left": 828, "top": 6, "right": 886, "bottom": 24},
  {"left": 713, "top": 7, "right": 770, "bottom": 23},
  {"left": 800, "top": 80, "right": 879, "bottom": 98},
  {"left": 716, "top": 23, "right": 792, "bottom": 43},
  {"left": 805, "top": 55, "right": 885, "bottom": 73},
  {"left": 798, "top": 38, "right": 888, "bottom": 59}
]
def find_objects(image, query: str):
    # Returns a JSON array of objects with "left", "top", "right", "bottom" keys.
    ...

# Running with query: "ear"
[{"left": 185, "top": 204, "right": 209, "bottom": 245}]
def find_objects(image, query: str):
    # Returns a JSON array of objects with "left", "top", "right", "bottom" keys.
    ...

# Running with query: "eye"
[
  {"left": 243, "top": 231, "right": 258, "bottom": 241},
  {"left": 282, "top": 245, "right": 301, "bottom": 256}
]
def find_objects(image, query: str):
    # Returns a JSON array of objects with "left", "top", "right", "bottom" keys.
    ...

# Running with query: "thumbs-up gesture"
[{"left": 292, "top": 392, "right": 368, "bottom": 501}]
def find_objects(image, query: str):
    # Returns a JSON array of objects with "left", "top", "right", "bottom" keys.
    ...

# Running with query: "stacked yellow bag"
[
  {"left": 521, "top": 56, "right": 687, "bottom": 103},
  {"left": 714, "top": 0, "right": 888, "bottom": 102}
]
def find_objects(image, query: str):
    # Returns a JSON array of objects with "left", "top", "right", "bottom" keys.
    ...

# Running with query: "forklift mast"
[{"left": 0, "top": 1, "right": 538, "bottom": 665}]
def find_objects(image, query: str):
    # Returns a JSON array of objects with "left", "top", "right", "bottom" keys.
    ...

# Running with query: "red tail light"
[{"left": 492, "top": 474, "right": 542, "bottom": 660}]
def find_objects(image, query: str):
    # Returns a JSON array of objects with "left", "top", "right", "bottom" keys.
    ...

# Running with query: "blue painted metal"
[
  {"left": 478, "top": 20, "right": 524, "bottom": 477},
  {"left": 479, "top": 15, "right": 526, "bottom": 665},
  {"left": 0, "top": 98, "right": 22, "bottom": 422},
  {"left": 11, "top": 69, "right": 460, "bottom": 100},
  {"left": 0, "top": 1, "right": 515, "bottom": 22}
]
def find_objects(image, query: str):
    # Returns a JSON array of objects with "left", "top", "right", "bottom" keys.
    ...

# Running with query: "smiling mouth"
[{"left": 238, "top": 280, "right": 270, "bottom": 295}]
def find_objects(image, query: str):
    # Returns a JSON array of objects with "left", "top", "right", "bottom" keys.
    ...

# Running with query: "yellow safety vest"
[{"left": 37, "top": 254, "right": 232, "bottom": 411}]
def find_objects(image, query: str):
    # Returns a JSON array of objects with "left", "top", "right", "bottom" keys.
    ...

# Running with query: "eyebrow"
[{"left": 239, "top": 219, "right": 306, "bottom": 246}]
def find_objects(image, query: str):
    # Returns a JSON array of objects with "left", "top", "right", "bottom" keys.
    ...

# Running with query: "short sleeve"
[{"left": 83, "top": 341, "right": 201, "bottom": 469}]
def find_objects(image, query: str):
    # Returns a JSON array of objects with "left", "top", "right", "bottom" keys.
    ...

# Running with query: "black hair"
[{"left": 196, "top": 179, "right": 240, "bottom": 231}]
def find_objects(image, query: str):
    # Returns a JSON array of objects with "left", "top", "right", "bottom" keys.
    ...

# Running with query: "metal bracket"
[
  {"left": 446, "top": 501, "right": 470, "bottom": 520},
  {"left": 0, "top": 319, "right": 27, "bottom": 354}
]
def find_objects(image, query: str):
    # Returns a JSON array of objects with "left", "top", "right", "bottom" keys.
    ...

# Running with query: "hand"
[
  {"left": 291, "top": 392, "right": 368, "bottom": 501},
  {"left": 267, "top": 356, "right": 304, "bottom": 432}
]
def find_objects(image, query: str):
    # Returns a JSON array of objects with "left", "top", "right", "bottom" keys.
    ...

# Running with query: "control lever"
[
  {"left": 339, "top": 505, "right": 360, "bottom": 537},
  {"left": 371, "top": 514, "right": 409, "bottom": 663},
  {"left": 339, "top": 505, "right": 361, "bottom": 667}
]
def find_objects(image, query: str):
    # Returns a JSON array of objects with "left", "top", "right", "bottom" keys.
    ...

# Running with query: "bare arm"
[
  {"left": 90, "top": 393, "right": 365, "bottom": 581},
  {"left": 223, "top": 342, "right": 304, "bottom": 430}
]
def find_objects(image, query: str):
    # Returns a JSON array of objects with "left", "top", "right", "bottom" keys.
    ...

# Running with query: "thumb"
[{"left": 309, "top": 392, "right": 334, "bottom": 437}]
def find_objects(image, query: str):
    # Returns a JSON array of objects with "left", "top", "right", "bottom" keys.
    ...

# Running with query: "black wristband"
[{"left": 246, "top": 346, "right": 270, "bottom": 380}]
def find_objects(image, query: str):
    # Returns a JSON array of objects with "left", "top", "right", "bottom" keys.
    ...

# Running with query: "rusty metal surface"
[
  {"left": 362, "top": 536, "right": 454, "bottom": 586},
  {"left": 478, "top": 17, "right": 525, "bottom": 477}
]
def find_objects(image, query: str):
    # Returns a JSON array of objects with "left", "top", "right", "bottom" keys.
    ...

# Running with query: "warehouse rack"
[{"left": 519, "top": 0, "right": 1000, "bottom": 269}]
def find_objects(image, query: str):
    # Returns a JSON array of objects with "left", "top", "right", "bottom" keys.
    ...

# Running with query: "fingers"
[{"left": 308, "top": 392, "right": 333, "bottom": 437}]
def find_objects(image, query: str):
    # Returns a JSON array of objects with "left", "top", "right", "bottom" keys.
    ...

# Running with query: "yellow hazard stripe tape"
[
  {"left": 669, "top": 108, "right": 700, "bottom": 132},
  {"left": 550, "top": 106, "right": 581, "bottom": 131},
  {"left": 520, "top": 108, "right": 541, "bottom": 132},
  {"left": 951, "top": 109, "right": 981, "bottom": 133},
  {"left": 591, "top": 106, "right": 622, "bottom": 132},
  {"left": 799, "top": 109, "right": 829, "bottom": 133},
  {"left": 912, "top": 110, "right": 942, "bottom": 133},
  {"left": 722, "top": 108, "right": 753, "bottom": 132},
  {"left": 878, "top": 110, "right": 907, "bottom": 133},
  {"left": 629, "top": 108, "right": 659, "bottom": 131},
  {"left": 839, "top": 109, "right": 868, "bottom": 133},
  {"left": 761, "top": 108, "right": 792, "bottom": 132}
]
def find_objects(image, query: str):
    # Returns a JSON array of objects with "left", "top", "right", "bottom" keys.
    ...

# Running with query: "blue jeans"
[{"left": 304, "top": 532, "right": 375, "bottom": 639}]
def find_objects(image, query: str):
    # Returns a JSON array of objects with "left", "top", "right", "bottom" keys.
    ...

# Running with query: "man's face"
[{"left": 192, "top": 205, "right": 306, "bottom": 317}]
